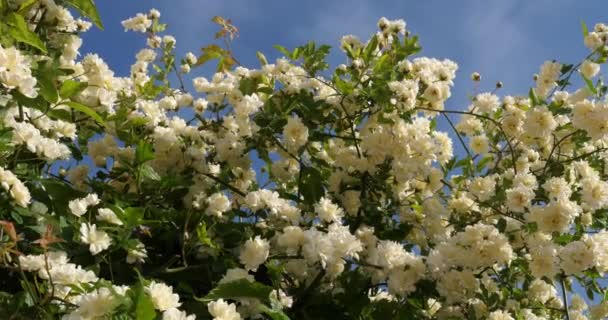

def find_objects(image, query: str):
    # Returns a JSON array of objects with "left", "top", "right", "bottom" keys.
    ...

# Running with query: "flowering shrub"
[{"left": 2, "top": 1, "right": 608, "bottom": 319}]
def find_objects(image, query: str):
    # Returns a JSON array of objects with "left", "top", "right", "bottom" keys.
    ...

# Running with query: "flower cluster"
[{"left": 2, "top": 2, "right": 608, "bottom": 319}]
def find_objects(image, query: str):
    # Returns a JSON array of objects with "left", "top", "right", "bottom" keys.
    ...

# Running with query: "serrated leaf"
[
  {"left": 7, "top": 13, "right": 47, "bottom": 53},
  {"left": 59, "top": 80, "right": 88, "bottom": 98},
  {"left": 64, "top": 0, "right": 104, "bottom": 30},
  {"left": 64, "top": 101, "right": 104, "bottom": 125},
  {"left": 196, "top": 279, "right": 273, "bottom": 303}
]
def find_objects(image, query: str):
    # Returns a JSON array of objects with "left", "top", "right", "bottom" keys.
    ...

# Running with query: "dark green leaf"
[
  {"left": 298, "top": 166, "right": 324, "bottom": 205},
  {"left": 36, "top": 63, "right": 59, "bottom": 103},
  {"left": 496, "top": 218, "right": 507, "bottom": 232}
]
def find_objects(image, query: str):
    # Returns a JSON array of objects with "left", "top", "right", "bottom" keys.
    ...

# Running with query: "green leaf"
[
  {"left": 496, "top": 218, "right": 507, "bottom": 233},
  {"left": 36, "top": 63, "right": 59, "bottom": 103},
  {"left": 0, "top": 129, "right": 13, "bottom": 153},
  {"left": 6, "top": 13, "right": 47, "bottom": 53},
  {"left": 135, "top": 141, "right": 155, "bottom": 164},
  {"left": 273, "top": 45, "right": 291, "bottom": 58},
  {"left": 195, "top": 44, "right": 225, "bottom": 67},
  {"left": 139, "top": 164, "right": 161, "bottom": 181},
  {"left": 196, "top": 279, "right": 273, "bottom": 303},
  {"left": 64, "top": 101, "right": 104, "bottom": 125},
  {"left": 18, "top": 0, "right": 38, "bottom": 14},
  {"left": 259, "top": 304, "right": 291, "bottom": 320},
  {"left": 131, "top": 284, "right": 156, "bottom": 320},
  {"left": 581, "top": 20, "right": 589, "bottom": 37},
  {"left": 59, "top": 80, "right": 88, "bottom": 98},
  {"left": 528, "top": 88, "right": 539, "bottom": 106},
  {"left": 582, "top": 75, "right": 598, "bottom": 94},
  {"left": 298, "top": 166, "right": 324, "bottom": 205},
  {"left": 64, "top": 0, "right": 104, "bottom": 30},
  {"left": 196, "top": 222, "right": 217, "bottom": 249},
  {"left": 476, "top": 156, "right": 492, "bottom": 171},
  {"left": 364, "top": 35, "right": 378, "bottom": 61},
  {"left": 120, "top": 207, "right": 145, "bottom": 227},
  {"left": 256, "top": 51, "right": 268, "bottom": 66}
]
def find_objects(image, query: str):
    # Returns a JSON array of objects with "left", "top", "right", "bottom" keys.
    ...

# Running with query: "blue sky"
[{"left": 83, "top": 0, "right": 608, "bottom": 111}]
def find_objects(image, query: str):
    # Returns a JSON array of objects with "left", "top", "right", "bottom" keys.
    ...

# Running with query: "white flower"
[
  {"left": 127, "top": 241, "right": 148, "bottom": 264},
  {"left": 205, "top": 192, "right": 231, "bottom": 217},
  {"left": 160, "top": 96, "right": 178, "bottom": 110},
  {"left": 580, "top": 60, "right": 600, "bottom": 78},
  {"left": 0, "top": 167, "right": 30, "bottom": 207},
  {"left": 146, "top": 281, "right": 181, "bottom": 311},
  {"left": 208, "top": 299, "right": 241, "bottom": 320},
  {"left": 162, "top": 308, "right": 196, "bottom": 320},
  {"left": 282, "top": 116, "right": 308, "bottom": 152},
  {"left": 193, "top": 98, "right": 208, "bottom": 114},
  {"left": 149, "top": 8, "right": 161, "bottom": 19},
  {"left": 239, "top": 236, "right": 270, "bottom": 271},
  {"left": 79, "top": 223, "right": 112, "bottom": 255},
  {"left": 96, "top": 208, "right": 123, "bottom": 225},
  {"left": 219, "top": 268, "right": 254, "bottom": 284},
  {"left": 314, "top": 197, "right": 344, "bottom": 223},
  {"left": 69, "top": 194, "right": 100, "bottom": 217},
  {"left": 65, "top": 287, "right": 118, "bottom": 319},
  {"left": 474, "top": 93, "right": 500, "bottom": 113},
  {"left": 470, "top": 135, "right": 489, "bottom": 154},
  {"left": 523, "top": 106, "right": 557, "bottom": 138},
  {"left": 488, "top": 310, "right": 514, "bottom": 320},
  {"left": 277, "top": 226, "right": 305, "bottom": 255},
  {"left": 0, "top": 45, "right": 38, "bottom": 98},
  {"left": 163, "top": 35, "right": 176, "bottom": 47},
  {"left": 559, "top": 239, "right": 594, "bottom": 275},
  {"left": 121, "top": 13, "right": 151, "bottom": 32}
]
